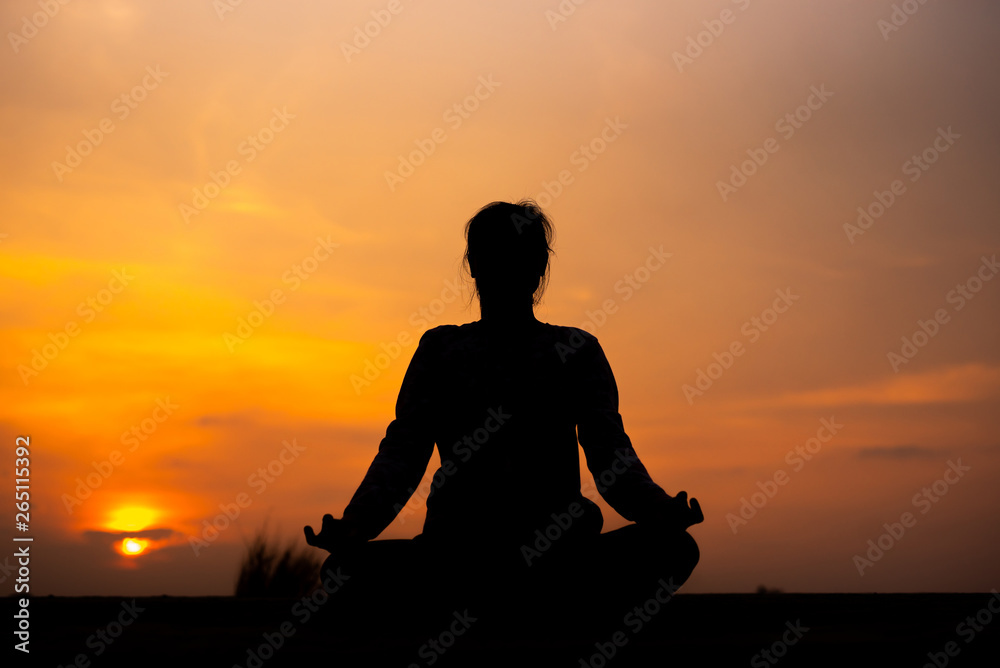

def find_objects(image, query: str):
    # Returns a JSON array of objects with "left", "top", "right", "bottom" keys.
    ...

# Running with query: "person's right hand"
[{"left": 303, "top": 513, "right": 364, "bottom": 555}]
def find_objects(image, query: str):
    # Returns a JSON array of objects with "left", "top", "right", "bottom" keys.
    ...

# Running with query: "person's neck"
[{"left": 479, "top": 300, "right": 538, "bottom": 329}]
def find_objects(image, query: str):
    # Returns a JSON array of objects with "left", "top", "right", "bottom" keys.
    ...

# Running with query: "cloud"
[
  {"left": 736, "top": 364, "right": 1000, "bottom": 409},
  {"left": 83, "top": 527, "right": 179, "bottom": 541},
  {"left": 857, "top": 445, "right": 939, "bottom": 459}
]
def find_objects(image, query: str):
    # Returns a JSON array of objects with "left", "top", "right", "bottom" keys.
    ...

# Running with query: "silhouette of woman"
[{"left": 305, "top": 200, "right": 702, "bottom": 623}]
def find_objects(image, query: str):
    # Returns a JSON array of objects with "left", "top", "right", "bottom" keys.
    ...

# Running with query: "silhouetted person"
[{"left": 305, "top": 200, "right": 702, "bottom": 640}]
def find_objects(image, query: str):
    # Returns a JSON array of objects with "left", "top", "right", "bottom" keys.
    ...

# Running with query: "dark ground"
[{"left": 17, "top": 593, "right": 1000, "bottom": 667}]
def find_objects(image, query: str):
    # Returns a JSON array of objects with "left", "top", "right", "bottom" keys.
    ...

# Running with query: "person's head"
[{"left": 463, "top": 200, "right": 554, "bottom": 309}]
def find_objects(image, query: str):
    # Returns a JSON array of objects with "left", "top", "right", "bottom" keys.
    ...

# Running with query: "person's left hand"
[{"left": 656, "top": 491, "right": 704, "bottom": 531}]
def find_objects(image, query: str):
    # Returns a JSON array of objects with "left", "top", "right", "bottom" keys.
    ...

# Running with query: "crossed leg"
[{"left": 314, "top": 524, "right": 698, "bottom": 637}]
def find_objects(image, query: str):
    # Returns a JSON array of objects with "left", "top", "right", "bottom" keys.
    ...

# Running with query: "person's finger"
[
  {"left": 690, "top": 497, "right": 704, "bottom": 523},
  {"left": 304, "top": 525, "right": 317, "bottom": 545},
  {"left": 321, "top": 515, "right": 338, "bottom": 535}
]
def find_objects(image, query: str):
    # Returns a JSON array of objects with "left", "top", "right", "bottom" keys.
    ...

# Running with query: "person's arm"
[
  {"left": 573, "top": 331, "right": 702, "bottom": 530},
  {"left": 339, "top": 329, "right": 441, "bottom": 540}
]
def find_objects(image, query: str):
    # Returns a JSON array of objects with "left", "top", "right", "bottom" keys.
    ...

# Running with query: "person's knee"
[
  {"left": 679, "top": 531, "right": 699, "bottom": 563},
  {"left": 320, "top": 553, "right": 339, "bottom": 572},
  {"left": 642, "top": 527, "right": 699, "bottom": 582},
  {"left": 318, "top": 554, "right": 344, "bottom": 586},
  {"left": 677, "top": 530, "right": 700, "bottom": 574}
]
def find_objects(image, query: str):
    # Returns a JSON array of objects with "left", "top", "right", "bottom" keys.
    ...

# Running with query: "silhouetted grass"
[{"left": 234, "top": 526, "right": 323, "bottom": 598}]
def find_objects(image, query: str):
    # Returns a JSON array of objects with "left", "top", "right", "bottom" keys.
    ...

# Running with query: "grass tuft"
[{"left": 234, "top": 525, "right": 323, "bottom": 598}]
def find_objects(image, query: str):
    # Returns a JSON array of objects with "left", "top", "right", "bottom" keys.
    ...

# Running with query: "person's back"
[
  {"left": 343, "top": 317, "right": 688, "bottom": 555},
  {"left": 418, "top": 320, "right": 601, "bottom": 546},
  {"left": 305, "top": 200, "right": 702, "bottom": 644}
]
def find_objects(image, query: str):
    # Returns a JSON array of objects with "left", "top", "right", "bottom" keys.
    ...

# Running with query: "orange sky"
[{"left": 1, "top": 0, "right": 998, "bottom": 595}]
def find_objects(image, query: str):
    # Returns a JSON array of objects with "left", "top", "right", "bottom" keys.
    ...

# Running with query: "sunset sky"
[{"left": 1, "top": 0, "right": 998, "bottom": 596}]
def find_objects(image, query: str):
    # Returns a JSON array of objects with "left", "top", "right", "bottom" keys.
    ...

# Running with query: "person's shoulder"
[
  {"left": 541, "top": 322, "right": 603, "bottom": 363},
  {"left": 417, "top": 322, "right": 478, "bottom": 345},
  {"left": 544, "top": 323, "right": 599, "bottom": 346}
]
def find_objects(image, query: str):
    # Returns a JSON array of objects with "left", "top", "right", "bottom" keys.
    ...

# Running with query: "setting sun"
[{"left": 121, "top": 538, "right": 149, "bottom": 556}]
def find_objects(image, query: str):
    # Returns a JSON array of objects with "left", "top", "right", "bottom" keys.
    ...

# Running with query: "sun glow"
[
  {"left": 107, "top": 507, "right": 158, "bottom": 532},
  {"left": 121, "top": 538, "right": 149, "bottom": 556}
]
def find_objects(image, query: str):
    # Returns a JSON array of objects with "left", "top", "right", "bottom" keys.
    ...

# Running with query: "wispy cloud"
[
  {"left": 84, "top": 528, "right": 179, "bottom": 541},
  {"left": 857, "top": 445, "right": 940, "bottom": 459},
  {"left": 734, "top": 364, "right": 1000, "bottom": 409}
]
